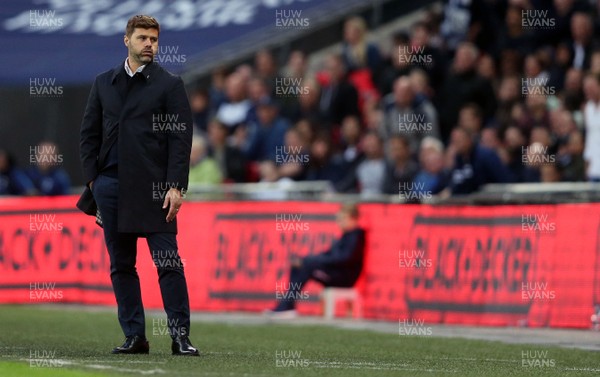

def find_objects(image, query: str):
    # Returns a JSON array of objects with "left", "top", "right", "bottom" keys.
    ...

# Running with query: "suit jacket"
[{"left": 80, "top": 61, "right": 192, "bottom": 233}]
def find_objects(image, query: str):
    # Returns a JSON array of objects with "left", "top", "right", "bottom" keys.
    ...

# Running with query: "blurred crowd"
[
  {"left": 188, "top": 0, "right": 600, "bottom": 198},
  {"left": 0, "top": 142, "right": 70, "bottom": 196},
  {"left": 3, "top": 0, "right": 600, "bottom": 198}
]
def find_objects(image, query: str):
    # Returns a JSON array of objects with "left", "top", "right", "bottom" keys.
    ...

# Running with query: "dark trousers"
[
  {"left": 275, "top": 256, "right": 354, "bottom": 311},
  {"left": 93, "top": 174, "right": 191, "bottom": 339}
]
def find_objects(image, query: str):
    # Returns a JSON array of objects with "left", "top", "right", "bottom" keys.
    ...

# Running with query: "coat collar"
[{"left": 111, "top": 61, "right": 160, "bottom": 84}]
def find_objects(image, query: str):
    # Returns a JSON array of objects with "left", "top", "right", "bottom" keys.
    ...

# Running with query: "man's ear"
[{"left": 123, "top": 34, "right": 129, "bottom": 47}]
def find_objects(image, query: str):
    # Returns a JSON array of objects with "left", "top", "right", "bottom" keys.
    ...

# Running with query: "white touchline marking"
[
  {"left": 310, "top": 360, "right": 457, "bottom": 372},
  {"left": 20, "top": 357, "right": 167, "bottom": 375},
  {"left": 437, "top": 356, "right": 520, "bottom": 363},
  {"left": 78, "top": 359, "right": 168, "bottom": 364},
  {"left": 84, "top": 364, "right": 167, "bottom": 375},
  {"left": 565, "top": 367, "right": 600, "bottom": 372}
]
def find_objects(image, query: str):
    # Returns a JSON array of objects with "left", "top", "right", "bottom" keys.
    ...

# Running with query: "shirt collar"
[{"left": 124, "top": 58, "right": 146, "bottom": 77}]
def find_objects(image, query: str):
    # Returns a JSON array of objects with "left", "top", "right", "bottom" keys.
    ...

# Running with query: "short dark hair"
[{"left": 125, "top": 15, "right": 160, "bottom": 37}]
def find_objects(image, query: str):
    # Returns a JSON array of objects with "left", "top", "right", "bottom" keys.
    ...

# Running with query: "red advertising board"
[{"left": 0, "top": 196, "right": 598, "bottom": 328}]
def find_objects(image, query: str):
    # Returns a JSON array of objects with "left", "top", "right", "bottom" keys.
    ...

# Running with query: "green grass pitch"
[{"left": 0, "top": 305, "right": 598, "bottom": 376}]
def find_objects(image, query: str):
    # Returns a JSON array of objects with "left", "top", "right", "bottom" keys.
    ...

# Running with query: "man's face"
[
  {"left": 336, "top": 211, "right": 355, "bottom": 231},
  {"left": 451, "top": 129, "right": 471, "bottom": 155},
  {"left": 124, "top": 28, "right": 158, "bottom": 66}
]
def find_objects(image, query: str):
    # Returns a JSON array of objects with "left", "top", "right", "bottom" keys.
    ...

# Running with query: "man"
[
  {"left": 569, "top": 12, "right": 597, "bottom": 70},
  {"left": 356, "top": 132, "right": 386, "bottom": 197},
  {"left": 446, "top": 127, "right": 510, "bottom": 195},
  {"left": 381, "top": 76, "right": 440, "bottom": 153},
  {"left": 382, "top": 135, "right": 419, "bottom": 196},
  {"left": 266, "top": 203, "right": 365, "bottom": 318},
  {"left": 318, "top": 54, "right": 360, "bottom": 127},
  {"left": 437, "top": 42, "right": 496, "bottom": 143},
  {"left": 79, "top": 15, "right": 199, "bottom": 356},
  {"left": 243, "top": 96, "right": 290, "bottom": 162},
  {"left": 207, "top": 119, "right": 247, "bottom": 182}
]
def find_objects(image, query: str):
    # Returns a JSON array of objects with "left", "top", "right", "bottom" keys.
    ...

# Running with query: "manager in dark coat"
[{"left": 80, "top": 15, "right": 198, "bottom": 356}]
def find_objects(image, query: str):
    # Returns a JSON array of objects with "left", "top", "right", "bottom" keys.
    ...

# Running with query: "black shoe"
[
  {"left": 111, "top": 335, "right": 149, "bottom": 354},
  {"left": 172, "top": 336, "right": 200, "bottom": 356}
]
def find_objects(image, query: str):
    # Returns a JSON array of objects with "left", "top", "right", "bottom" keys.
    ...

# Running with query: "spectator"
[
  {"left": 477, "top": 53, "right": 497, "bottom": 82},
  {"left": 409, "top": 68, "right": 435, "bottom": 101},
  {"left": 480, "top": 127, "right": 502, "bottom": 151},
  {"left": 521, "top": 142, "right": 550, "bottom": 183},
  {"left": 189, "top": 88, "right": 210, "bottom": 133},
  {"left": 26, "top": 142, "right": 70, "bottom": 196},
  {"left": 246, "top": 76, "right": 271, "bottom": 125},
  {"left": 540, "top": 163, "right": 562, "bottom": 182},
  {"left": 457, "top": 103, "right": 484, "bottom": 138},
  {"left": 410, "top": 21, "right": 446, "bottom": 91},
  {"left": 562, "top": 67, "right": 585, "bottom": 112},
  {"left": 503, "top": 126, "right": 528, "bottom": 182},
  {"left": 583, "top": 73, "right": 600, "bottom": 181},
  {"left": 287, "top": 78, "right": 322, "bottom": 124},
  {"left": 207, "top": 119, "right": 247, "bottom": 182},
  {"left": 569, "top": 12, "right": 597, "bottom": 70},
  {"left": 550, "top": 109, "right": 576, "bottom": 147},
  {"left": 334, "top": 116, "right": 364, "bottom": 193},
  {"left": 356, "top": 132, "right": 386, "bottom": 196},
  {"left": 496, "top": 75, "right": 521, "bottom": 128},
  {"left": 277, "top": 127, "right": 309, "bottom": 181},
  {"left": 497, "top": 5, "right": 534, "bottom": 57},
  {"left": 341, "top": 16, "right": 382, "bottom": 80},
  {"left": 382, "top": 76, "right": 440, "bottom": 153},
  {"left": 438, "top": 42, "right": 497, "bottom": 143},
  {"left": 382, "top": 135, "right": 418, "bottom": 195},
  {"left": 440, "top": 0, "right": 496, "bottom": 53},
  {"left": 208, "top": 66, "right": 229, "bottom": 113},
  {"left": 216, "top": 72, "right": 251, "bottom": 130},
  {"left": 590, "top": 50, "right": 600, "bottom": 75},
  {"left": 378, "top": 31, "right": 412, "bottom": 95},
  {"left": 254, "top": 49, "right": 278, "bottom": 94},
  {"left": 279, "top": 51, "right": 308, "bottom": 120},
  {"left": 188, "top": 136, "right": 222, "bottom": 184},
  {"left": 280, "top": 50, "right": 307, "bottom": 79},
  {"left": 516, "top": 92, "right": 551, "bottom": 136},
  {"left": 547, "top": 43, "right": 573, "bottom": 92},
  {"left": 305, "top": 133, "right": 345, "bottom": 186},
  {"left": 294, "top": 119, "right": 315, "bottom": 147},
  {"left": 319, "top": 54, "right": 360, "bottom": 127},
  {"left": 446, "top": 127, "right": 510, "bottom": 195},
  {"left": 244, "top": 97, "right": 290, "bottom": 162},
  {"left": 413, "top": 137, "right": 447, "bottom": 197},
  {"left": 558, "top": 130, "right": 586, "bottom": 181},
  {"left": 339, "top": 116, "right": 362, "bottom": 164},
  {"left": 0, "top": 149, "right": 35, "bottom": 196}
]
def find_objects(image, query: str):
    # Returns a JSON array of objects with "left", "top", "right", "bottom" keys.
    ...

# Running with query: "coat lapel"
[{"left": 118, "top": 62, "right": 160, "bottom": 121}]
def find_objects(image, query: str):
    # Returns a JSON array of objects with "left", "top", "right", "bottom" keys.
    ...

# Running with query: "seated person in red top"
[{"left": 266, "top": 203, "right": 365, "bottom": 317}]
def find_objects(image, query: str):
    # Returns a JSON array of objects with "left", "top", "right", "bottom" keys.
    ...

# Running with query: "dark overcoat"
[{"left": 80, "top": 61, "right": 192, "bottom": 233}]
